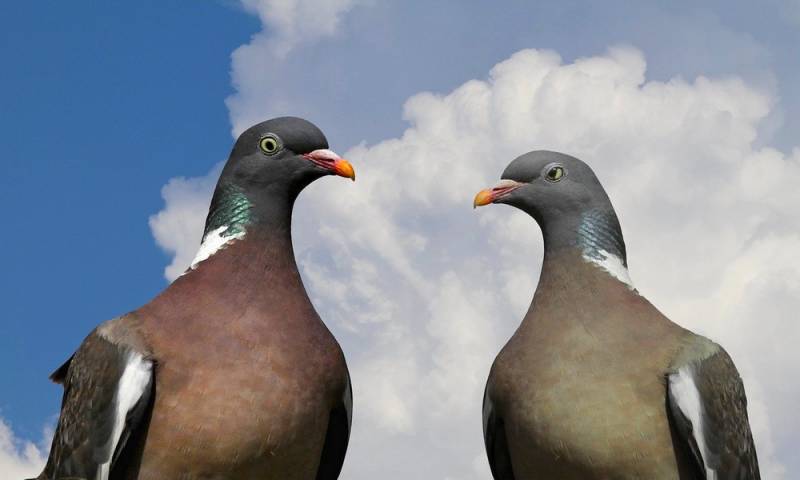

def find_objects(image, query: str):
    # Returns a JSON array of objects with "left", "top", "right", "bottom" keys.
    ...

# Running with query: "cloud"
[
  {"left": 227, "top": 0, "right": 363, "bottom": 135},
  {"left": 239, "top": 0, "right": 360, "bottom": 57},
  {"left": 0, "top": 416, "right": 48, "bottom": 479},
  {"left": 152, "top": 46, "right": 798, "bottom": 478},
  {"left": 148, "top": 164, "right": 222, "bottom": 281}
]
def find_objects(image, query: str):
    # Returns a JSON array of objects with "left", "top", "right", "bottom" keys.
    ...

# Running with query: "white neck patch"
[
  {"left": 582, "top": 248, "right": 635, "bottom": 290},
  {"left": 188, "top": 225, "right": 246, "bottom": 271}
]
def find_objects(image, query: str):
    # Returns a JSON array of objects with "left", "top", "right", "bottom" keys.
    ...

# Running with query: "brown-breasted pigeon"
[
  {"left": 33, "top": 117, "right": 355, "bottom": 480},
  {"left": 475, "top": 150, "right": 759, "bottom": 479}
]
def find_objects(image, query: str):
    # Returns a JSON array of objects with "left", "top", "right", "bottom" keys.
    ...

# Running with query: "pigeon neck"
[
  {"left": 204, "top": 184, "right": 254, "bottom": 238},
  {"left": 575, "top": 208, "right": 627, "bottom": 267},
  {"left": 189, "top": 183, "right": 296, "bottom": 272},
  {"left": 541, "top": 207, "right": 633, "bottom": 289}
]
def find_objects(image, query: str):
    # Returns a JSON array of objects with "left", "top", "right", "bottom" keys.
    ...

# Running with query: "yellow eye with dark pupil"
[
  {"left": 259, "top": 136, "right": 280, "bottom": 155},
  {"left": 546, "top": 166, "right": 564, "bottom": 182}
]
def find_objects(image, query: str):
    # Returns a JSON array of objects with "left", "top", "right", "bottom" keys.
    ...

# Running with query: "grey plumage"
[
  {"left": 668, "top": 338, "right": 760, "bottom": 478},
  {"left": 40, "top": 320, "right": 153, "bottom": 480}
]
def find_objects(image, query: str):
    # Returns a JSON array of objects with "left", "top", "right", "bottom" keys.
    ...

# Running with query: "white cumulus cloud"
[
  {"left": 0, "top": 417, "right": 48, "bottom": 479},
  {"left": 149, "top": 164, "right": 222, "bottom": 281},
  {"left": 239, "top": 0, "right": 359, "bottom": 57},
  {"left": 152, "top": 46, "right": 798, "bottom": 478},
  {"left": 227, "top": 0, "right": 363, "bottom": 134}
]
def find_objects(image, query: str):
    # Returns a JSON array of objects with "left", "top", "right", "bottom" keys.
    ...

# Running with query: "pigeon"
[
  {"left": 33, "top": 117, "right": 355, "bottom": 480},
  {"left": 474, "top": 150, "right": 759, "bottom": 479}
]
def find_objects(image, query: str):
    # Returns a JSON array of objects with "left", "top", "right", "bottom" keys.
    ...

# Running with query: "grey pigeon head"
[
  {"left": 475, "top": 150, "right": 626, "bottom": 263},
  {"left": 476, "top": 151, "right": 608, "bottom": 221},
  {"left": 205, "top": 117, "right": 355, "bottom": 236},
  {"left": 220, "top": 116, "right": 354, "bottom": 194}
]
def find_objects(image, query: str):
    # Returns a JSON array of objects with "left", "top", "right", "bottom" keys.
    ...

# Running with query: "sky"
[{"left": 1, "top": 1, "right": 799, "bottom": 478}]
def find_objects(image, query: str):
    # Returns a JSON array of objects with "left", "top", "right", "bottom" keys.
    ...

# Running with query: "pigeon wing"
[
  {"left": 38, "top": 320, "right": 154, "bottom": 480},
  {"left": 667, "top": 339, "right": 760, "bottom": 479},
  {"left": 483, "top": 382, "right": 516, "bottom": 480},
  {"left": 315, "top": 372, "right": 353, "bottom": 480}
]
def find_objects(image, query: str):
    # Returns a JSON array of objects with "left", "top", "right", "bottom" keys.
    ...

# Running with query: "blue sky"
[
  {"left": 0, "top": 1, "right": 254, "bottom": 438},
  {"left": 2, "top": 1, "right": 799, "bottom": 478}
]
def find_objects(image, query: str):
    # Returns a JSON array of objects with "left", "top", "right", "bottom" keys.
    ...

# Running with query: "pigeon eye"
[
  {"left": 544, "top": 165, "right": 565, "bottom": 182},
  {"left": 259, "top": 135, "right": 281, "bottom": 155}
]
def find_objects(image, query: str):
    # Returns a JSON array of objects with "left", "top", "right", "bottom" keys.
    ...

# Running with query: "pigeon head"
[
  {"left": 203, "top": 117, "right": 354, "bottom": 237},
  {"left": 220, "top": 116, "right": 354, "bottom": 193},
  {"left": 474, "top": 150, "right": 627, "bottom": 267}
]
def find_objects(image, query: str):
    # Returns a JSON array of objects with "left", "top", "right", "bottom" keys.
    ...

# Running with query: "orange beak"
[
  {"left": 473, "top": 189, "right": 494, "bottom": 208},
  {"left": 333, "top": 158, "right": 355, "bottom": 181},
  {"left": 473, "top": 180, "right": 523, "bottom": 208},
  {"left": 303, "top": 149, "right": 356, "bottom": 181}
]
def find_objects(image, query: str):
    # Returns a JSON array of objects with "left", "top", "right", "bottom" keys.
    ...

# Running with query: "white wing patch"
[
  {"left": 582, "top": 248, "right": 635, "bottom": 290},
  {"left": 189, "top": 225, "right": 246, "bottom": 271},
  {"left": 96, "top": 352, "right": 152, "bottom": 480},
  {"left": 669, "top": 365, "right": 717, "bottom": 480}
]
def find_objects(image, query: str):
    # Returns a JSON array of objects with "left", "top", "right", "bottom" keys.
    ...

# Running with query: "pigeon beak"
[
  {"left": 473, "top": 180, "right": 523, "bottom": 208},
  {"left": 303, "top": 149, "right": 356, "bottom": 181}
]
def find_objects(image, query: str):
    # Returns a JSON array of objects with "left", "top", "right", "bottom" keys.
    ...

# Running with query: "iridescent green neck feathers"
[{"left": 204, "top": 184, "right": 253, "bottom": 237}]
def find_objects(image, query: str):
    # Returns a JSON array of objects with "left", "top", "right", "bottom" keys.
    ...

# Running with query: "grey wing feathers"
[
  {"left": 49, "top": 355, "right": 73, "bottom": 384},
  {"left": 38, "top": 321, "right": 153, "bottom": 480},
  {"left": 483, "top": 383, "right": 515, "bottom": 480},
  {"left": 315, "top": 372, "right": 353, "bottom": 480},
  {"left": 667, "top": 340, "right": 760, "bottom": 479}
]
